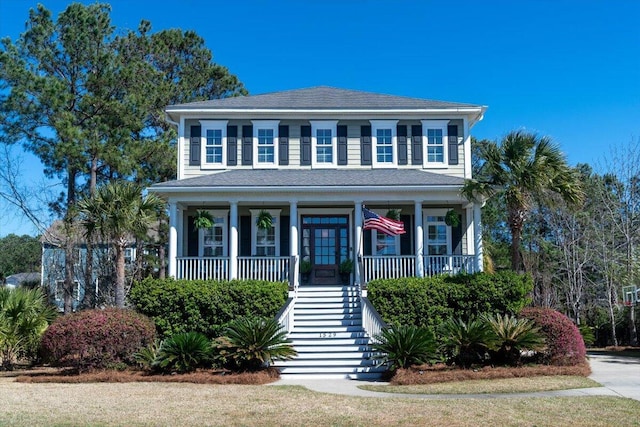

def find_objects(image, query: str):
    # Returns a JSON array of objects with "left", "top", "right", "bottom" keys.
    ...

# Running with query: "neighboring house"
[
  {"left": 151, "top": 86, "right": 487, "bottom": 289},
  {"left": 4, "top": 272, "right": 40, "bottom": 289}
]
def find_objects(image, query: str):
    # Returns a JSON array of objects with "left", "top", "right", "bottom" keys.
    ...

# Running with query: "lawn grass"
[
  {"left": 0, "top": 379, "right": 639, "bottom": 426},
  {"left": 359, "top": 375, "right": 601, "bottom": 394}
]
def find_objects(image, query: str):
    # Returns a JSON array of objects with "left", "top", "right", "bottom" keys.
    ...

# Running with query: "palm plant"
[
  {"left": 153, "top": 332, "right": 212, "bottom": 373},
  {"left": 462, "top": 131, "right": 584, "bottom": 271},
  {"left": 438, "top": 317, "right": 495, "bottom": 368},
  {"left": 0, "top": 287, "right": 57, "bottom": 370},
  {"left": 484, "top": 313, "right": 545, "bottom": 366},
  {"left": 133, "top": 339, "right": 163, "bottom": 370},
  {"left": 371, "top": 324, "right": 437, "bottom": 371},
  {"left": 217, "top": 317, "right": 296, "bottom": 372},
  {"left": 78, "top": 181, "right": 165, "bottom": 308}
]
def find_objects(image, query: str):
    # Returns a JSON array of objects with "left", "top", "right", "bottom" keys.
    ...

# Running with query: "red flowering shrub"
[
  {"left": 520, "top": 307, "right": 586, "bottom": 366},
  {"left": 40, "top": 308, "right": 156, "bottom": 370}
]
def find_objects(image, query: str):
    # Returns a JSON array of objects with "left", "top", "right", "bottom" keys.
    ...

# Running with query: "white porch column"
[
  {"left": 414, "top": 201, "right": 424, "bottom": 277},
  {"left": 473, "top": 202, "right": 484, "bottom": 272},
  {"left": 354, "top": 201, "right": 363, "bottom": 286},
  {"left": 168, "top": 201, "right": 178, "bottom": 278},
  {"left": 465, "top": 204, "right": 475, "bottom": 258},
  {"left": 289, "top": 201, "right": 299, "bottom": 290},
  {"left": 176, "top": 205, "right": 184, "bottom": 262},
  {"left": 229, "top": 201, "right": 238, "bottom": 280}
]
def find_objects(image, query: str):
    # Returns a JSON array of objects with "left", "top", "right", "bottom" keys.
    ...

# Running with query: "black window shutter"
[
  {"left": 452, "top": 214, "right": 463, "bottom": 255},
  {"left": 189, "top": 125, "right": 201, "bottom": 166},
  {"left": 242, "top": 125, "right": 253, "bottom": 165},
  {"left": 363, "top": 229, "right": 372, "bottom": 255},
  {"left": 187, "top": 215, "right": 198, "bottom": 256},
  {"left": 400, "top": 214, "right": 412, "bottom": 255},
  {"left": 337, "top": 125, "right": 348, "bottom": 165},
  {"left": 360, "top": 125, "right": 372, "bottom": 166},
  {"left": 397, "top": 125, "right": 408, "bottom": 165},
  {"left": 448, "top": 124, "right": 459, "bottom": 165},
  {"left": 411, "top": 124, "right": 423, "bottom": 165},
  {"left": 279, "top": 125, "right": 289, "bottom": 166},
  {"left": 227, "top": 125, "right": 237, "bottom": 166},
  {"left": 300, "top": 125, "right": 311, "bottom": 166},
  {"left": 240, "top": 216, "right": 251, "bottom": 256},
  {"left": 280, "top": 216, "right": 290, "bottom": 256}
]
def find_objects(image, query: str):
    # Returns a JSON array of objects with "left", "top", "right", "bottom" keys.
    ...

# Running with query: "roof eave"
[{"left": 149, "top": 184, "right": 463, "bottom": 194}]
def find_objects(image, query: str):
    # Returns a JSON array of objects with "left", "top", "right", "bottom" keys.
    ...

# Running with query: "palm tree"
[
  {"left": 78, "top": 181, "right": 165, "bottom": 308},
  {"left": 462, "top": 131, "right": 583, "bottom": 271}
]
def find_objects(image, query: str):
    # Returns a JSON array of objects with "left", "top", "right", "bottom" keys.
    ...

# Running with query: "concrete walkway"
[{"left": 270, "top": 352, "right": 640, "bottom": 401}]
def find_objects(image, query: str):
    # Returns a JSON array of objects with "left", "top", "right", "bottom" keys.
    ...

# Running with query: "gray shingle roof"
[
  {"left": 151, "top": 169, "right": 465, "bottom": 190},
  {"left": 167, "top": 86, "right": 482, "bottom": 111}
]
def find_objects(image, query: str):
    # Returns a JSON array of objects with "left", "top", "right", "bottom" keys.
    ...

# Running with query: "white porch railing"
[
  {"left": 276, "top": 297, "right": 295, "bottom": 334},
  {"left": 423, "top": 255, "right": 475, "bottom": 277},
  {"left": 361, "top": 256, "right": 415, "bottom": 282},
  {"left": 177, "top": 257, "right": 229, "bottom": 280},
  {"left": 237, "top": 256, "right": 290, "bottom": 282},
  {"left": 361, "top": 297, "right": 387, "bottom": 343}
]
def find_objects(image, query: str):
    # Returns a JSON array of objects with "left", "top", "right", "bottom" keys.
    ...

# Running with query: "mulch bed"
[
  {"left": 11, "top": 367, "right": 280, "bottom": 385},
  {"left": 389, "top": 363, "right": 592, "bottom": 385}
]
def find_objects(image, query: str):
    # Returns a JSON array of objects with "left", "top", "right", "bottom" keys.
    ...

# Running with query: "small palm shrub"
[
  {"left": 0, "top": 287, "right": 57, "bottom": 370},
  {"left": 438, "top": 317, "right": 495, "bottom": 368},
  {"left": 216, "top": 317, "right": 296, "bottom": 372},
  {"left": 483, "top": 313, "right": 545, "bottom": 366},
  {"left": 133, "top": 340, "right": 163, "bottom": 370},
  {"left": 153, "top": 332, "right": 212, "bottom": 373},
  {"left": 40, "top": 308, "right": 156, "bottom": 371},
  {"left": 371, "top": 324, "right": 437, "bottom": 371},
  {"left": 520, "top": 307, "right": 586, "bottom": 366}
]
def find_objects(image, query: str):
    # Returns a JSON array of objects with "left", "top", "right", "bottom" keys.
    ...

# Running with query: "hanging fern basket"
[
  {"left": 256, "top": 210, "right": 273, "bottom": 230},
  {"left": 193, "top": 210, "right": 214, "bottom": 230},
  {"left": 444, "top": 209, "right": 460, "bottom": 227},
  {"left": 385, "top": 209, "right": 401, "bottom": 221}
]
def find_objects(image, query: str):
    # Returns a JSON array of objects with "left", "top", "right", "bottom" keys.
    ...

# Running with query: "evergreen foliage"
[{"left": 371, "top": 324, "right": 437, "bottom": 371}]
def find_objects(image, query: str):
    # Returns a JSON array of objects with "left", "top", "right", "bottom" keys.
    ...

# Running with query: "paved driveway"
[{"left": 588, "top": 352, "right": 640, "bottom": 401}]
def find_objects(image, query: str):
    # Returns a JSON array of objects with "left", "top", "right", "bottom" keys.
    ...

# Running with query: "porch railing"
[
  {"left": 237, "top": 256, "right": 290, "bottom": 282},
  {"left": 177, "top": 257, "right": 229, "bottom": 281},
  {"left": 361, "top": 256, "right": 415, "bottom": 282},
  {"left": 423, "top": 255, "right": 475, "bottom": 277}
]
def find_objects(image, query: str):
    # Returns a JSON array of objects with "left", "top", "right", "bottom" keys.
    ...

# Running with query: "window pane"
[
  {"left": 376, "top": 128, "right": 393, "bottom": 163},
  {"left": 427, "top": 129, "right": 444, "bottom": 162}
]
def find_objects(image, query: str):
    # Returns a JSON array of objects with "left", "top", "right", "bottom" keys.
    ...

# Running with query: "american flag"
[{"left": 363, "top": 207, "right": 406, "bottom": 236}]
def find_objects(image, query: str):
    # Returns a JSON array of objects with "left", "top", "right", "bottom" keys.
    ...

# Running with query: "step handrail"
[
  {"left": 275, "top": 297, "right": 295, "bottom": 334},
  {"left": 360, "top": 296, "right": 387, "bottom": 343}
]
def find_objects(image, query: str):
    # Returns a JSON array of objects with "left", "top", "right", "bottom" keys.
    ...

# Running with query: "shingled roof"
[
  {"left": 151, "top": 169, "right": 465, "bottom": 191},
  {"left": 167, "top": 86, "right": 483, "bottom": 111}
]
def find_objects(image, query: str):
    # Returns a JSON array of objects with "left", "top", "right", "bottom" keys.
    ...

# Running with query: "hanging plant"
[
  {"left": 385, "top": 209, "right": 401, "bottom": 221},
  {"left": 444, "top": 209, "right": 460, "bottom": 227},
  {"left": 256, "top": 210, "right": 273, "bottom": 230},
  {"left": 193, "top": 210, "right": 214, "bottom": 230}
]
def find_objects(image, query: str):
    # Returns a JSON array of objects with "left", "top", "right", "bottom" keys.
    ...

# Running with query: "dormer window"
[
  {"left": 422, "top": 120, "right": 448, "bottom": 167},
  {"left": 252, "top": 120, "right": 279, "bottom": 168},
  {"left": 310, "top": 120, "right": 338, "bottom": 168},
  {"left": 371, "top": 120, "right": 398, "bottom": 168},
  {"left": 200, "top": 120, "right": 228, "bottom": 169}
]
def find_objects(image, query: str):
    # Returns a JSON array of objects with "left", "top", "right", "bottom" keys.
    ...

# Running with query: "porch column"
[
  {"left": 229, "top": 201, "right": 238, "bottom": 280},
  {"left": 168, "top": 201, "right": 178, "bottom": 278},
  {"left": 354, "top": 201, "right": 363, "bottom": 287},
  {"left": 414, "top": 201, "right": 424, "bottom": 277},
  {"left": 465, "top": 204, "right": 474, "bottom": 258},
  {"left": 473, "top": 202, "right": 484, "bottom": 272},
  {"left": 289, "top": 201, "right": 299, "bottom": 289}
]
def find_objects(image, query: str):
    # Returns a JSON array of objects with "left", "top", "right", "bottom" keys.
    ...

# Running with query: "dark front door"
[{"left": 302, "top": 216, "right": 349, "bottom": 285}]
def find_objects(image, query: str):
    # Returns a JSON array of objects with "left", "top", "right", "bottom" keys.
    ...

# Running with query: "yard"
[{"left": 0, "top": 378, "right": 639, "bottom": 426}]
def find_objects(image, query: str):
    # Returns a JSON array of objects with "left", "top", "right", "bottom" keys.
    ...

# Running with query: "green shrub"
[
  {"left": 216, "top": 317, "right": 296, "bottom": 372},
  {"left": 371, "top": 325, "right": 437, "bottom": 371},
  {"left": 368, "top": 271, "right": 532, "bottom": 330},
  {"left": 483, "top": 313, "right": 545, "bottom": 366},
  {"left": 40, "top": 308, "right": 156, "bottom": 371},
  {"left": 129, "top": 278, "right": 288, "bottom": 338},
  {"left": 438, "top": 317, "right": 494, "bottom": 367},
  {"left": 520, "top": 307, "right": 586, "bottom": 366},
  {"left": 153, "top": 332, "right": 213, "bottom": 373}
]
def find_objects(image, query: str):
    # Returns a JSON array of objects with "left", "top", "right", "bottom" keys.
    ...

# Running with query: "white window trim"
[
  {"left": 423, "top": 208, "right": 452, "bottom": 255},
  {"left": 370, "top": 120, "right": 398, "bottom": 168},
  {"left": 252, "top": 120, "right": 279, "bottom": 169},
  {"left": 421, "top": 120, "right": 449, "bottom": 168},
  {"left": 250, "top": 209, "right": 281, "bottom": 256},
  {"left": 198, "top": 210, "right": 229, "bottom": 257},
  {"left": 310, "top": 120, "right": 338, "bottom": 168},
  {"left": 200, "top": 120, "right": 229, "bottom": 169}
]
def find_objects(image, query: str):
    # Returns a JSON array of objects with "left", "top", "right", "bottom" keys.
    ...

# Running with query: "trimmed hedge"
[
  {"left": 367, "top": 271, "right": 532, "bottom": 330},
  {"left": 129, "top": 278, "right": 289, "bottom": 339},
  {"left": 40, "top": 308, "right": 156, "bottom": 370},
  {"left": 520, "top": 307, "right": 586, "bottom": 366}
]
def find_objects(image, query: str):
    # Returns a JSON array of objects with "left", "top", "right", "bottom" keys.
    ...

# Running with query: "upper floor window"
[
  {"left": 200, "top": 120, "right": 228, "bottom": 169},
  {"left": 310, "top": 120, "right": 338, "bottom": 168},
  {"left": 421, "top": 120, "right": 448, "bottom": 167},
  {"left": 371, "top": 120, "right": 398, "bottom": 168},
  {"left": 199, "top": 210, "right": 228, "bottom": 257},
  {"left": 252, "top": 120, "right": 279, "bottom": 168},
  {"left": 250, "top": 209, "right": 281, "bottom": 256}
]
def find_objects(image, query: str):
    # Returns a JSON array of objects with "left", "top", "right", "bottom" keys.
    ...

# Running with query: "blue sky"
[{"left": 1, "top": 0, "right": 639, "bottom": 237}]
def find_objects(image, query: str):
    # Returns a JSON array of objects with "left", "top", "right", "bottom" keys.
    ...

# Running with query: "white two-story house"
[{"left": 151, "top": 86, "right": 486, "bottom": 290}]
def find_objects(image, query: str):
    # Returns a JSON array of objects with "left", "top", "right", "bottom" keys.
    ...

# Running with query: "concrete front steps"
[{"left": 276, "top": 285, "right": 384, "bottom": 379}]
